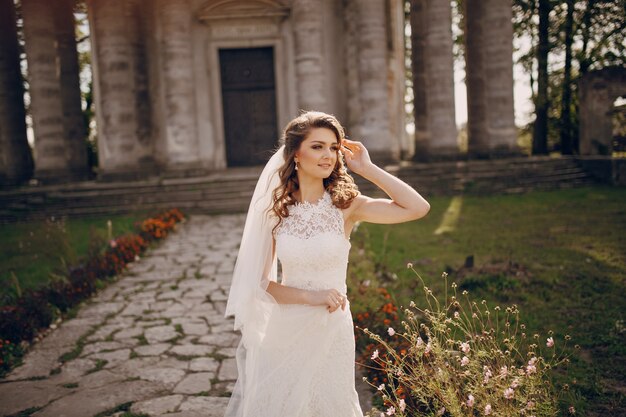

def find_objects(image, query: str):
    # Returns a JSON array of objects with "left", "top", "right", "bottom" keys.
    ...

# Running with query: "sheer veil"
[{"left": 223, "top": 145, "right": 284, "bottom": 416}]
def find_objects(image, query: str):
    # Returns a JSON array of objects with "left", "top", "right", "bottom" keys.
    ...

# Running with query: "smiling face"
[{"left": 294, "top": 128, "right": 340, "bottom": 179}]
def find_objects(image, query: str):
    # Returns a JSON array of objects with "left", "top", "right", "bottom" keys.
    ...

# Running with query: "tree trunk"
[
  {"left": 532, "top": 0, "right": 550, "bottom": 155},
  {"left": 578, "top": 0, "right": 596, "bottom": 76},
  {"left": 560, "top": 0, "right": 575, "bottom": 154}
]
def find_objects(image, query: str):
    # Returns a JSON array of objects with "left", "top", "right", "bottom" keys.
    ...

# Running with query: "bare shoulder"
[{"left": 342, "top": 193, "right": 369, "bottom": 221}]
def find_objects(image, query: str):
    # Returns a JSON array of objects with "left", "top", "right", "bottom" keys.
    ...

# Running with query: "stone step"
[{"left": 0, "top": 157, "right": 599, "bottom": 223}]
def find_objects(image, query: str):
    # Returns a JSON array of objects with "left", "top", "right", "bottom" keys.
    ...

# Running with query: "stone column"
[
  {"left": 87, "top": 0, "right": 155, "bottom": 177},
  {"left": 54, "top": 0, "right": 89, "bottom": 177},
  {"left": 157, "top": 0, "right": 200, "bottom": 167},
  {"left": 355, "top": 0, "right": 399, "bottom": 162},
  {"left": 410, "top": 0, "right": 458, "bottom": 160},
  {"left": 22, "top": 0, "right": 87, "bottom": 182},
  {"left": 465, "top": 0, "right": 517, "bottom": 158},
  {"left": 0, "top": 0, "right": 34, "bottom": 185},
  {"left": 292, "top": 0, "right": 328, "bottom": 111}
]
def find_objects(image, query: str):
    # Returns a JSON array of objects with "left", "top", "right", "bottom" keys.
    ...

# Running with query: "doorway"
[{"left": 219, "top": 47, "right": 279, "bottom": 166}]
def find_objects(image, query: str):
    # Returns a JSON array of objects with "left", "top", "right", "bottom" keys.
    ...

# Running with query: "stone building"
[{"left": 1, "top": 0, "right": 519, "bottom": 185}]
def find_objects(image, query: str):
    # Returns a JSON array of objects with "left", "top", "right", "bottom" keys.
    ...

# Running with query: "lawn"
[
  {"left": 348, "top": 186, "right": 626, "bottom": 416},
  {"left": 0, "top": 213, "right": 147, "bottom": 306}
]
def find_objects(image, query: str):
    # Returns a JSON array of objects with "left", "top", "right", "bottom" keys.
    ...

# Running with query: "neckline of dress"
[{"left": 293, "top": 190, "right": 330, "bottom": 209}]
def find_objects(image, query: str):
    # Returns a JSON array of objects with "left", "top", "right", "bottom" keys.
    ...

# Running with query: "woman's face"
[{"left": 295, "top": 127, "right": 340, "bottom": 179}]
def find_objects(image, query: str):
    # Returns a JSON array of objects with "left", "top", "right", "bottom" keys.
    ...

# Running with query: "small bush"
[{"left": 359, "top": 268, "right": 578, "bottom": 417}]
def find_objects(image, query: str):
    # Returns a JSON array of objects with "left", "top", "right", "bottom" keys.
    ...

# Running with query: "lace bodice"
[{"left": 274, "top": 190, "right": 351, "bottom": 293}]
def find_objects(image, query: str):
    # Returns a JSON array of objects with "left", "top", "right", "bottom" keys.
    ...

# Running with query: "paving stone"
[
  {"left": 155, "top": 356, "right": 191, "bottom": 370},
  {"left": 211, "top": 322, "right": 236, "bottom": 333},
  {"left": 78, "top": 369, "right": 127, "bottom": 389},
  {"left": 217, "top": 358, "right": 238, "bottom": 381},
  {"left": 81, "top": 341, "right": 129, "bottom": 356},
  {"left": 113, "top": 326, "right": 144, "bottom": 340},
  {"left": 109, "top": 356, "right": 164, "bottom": 378},
  {"left": 0, "top": 379, "right": 68, "bottom": 416},
  {"left": 197, "top": 333, "right": 239, "bottom": 347},
  {"left": 136, "top": 367, "right": 187, "bottom": 387},
  {"left": 134, "top": 343, "right": 171, "bottom": 356},
  {"left": 178, "top": 396, "right": 230, "bottom": 414},
  {"left": 51, "top": 358, "right": 97, "bottom": 382},
  {"left": 161, "top": 412, "right": 210, "bottom": 417},
  {"left": 130, "top": 394, "right": 184, "bottom": 415},
  {"left": 189, "top": 357, "right": 220, "bottom": 373},
  {"left": 137, "top": 319, "right": 169, "bottom": 327},
  {"left": 157, "top": 289, "right": 185, "bottom": 300},
  {"left": 212, "top": 380, "right": 236, "bottom": 394},
  {"left": 179, "top": 321, "right": 209, "bottom": 336},
  {"left": 144, "top": 325, "right": 179, "bottom": 343},
  {"left": 173, "top": 372, "right": 212, "bottom": 394},
  {"left": 120, "top": 300, "right": 152, "bottom": 316},
  {"left": 4, "top": 346, "right": 64, "bottom": 380},
  {"left": 169, "top": 344, "right": 213, "bottom": 357},
  {"left": 87, "top": 348, "right": 131, "bottom": 368},
  {"left": 31, "top": 380, "right": 165, "bottom": 417}
]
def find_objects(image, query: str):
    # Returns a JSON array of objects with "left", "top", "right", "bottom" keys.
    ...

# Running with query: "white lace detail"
[
  {"left": 275, "top": 191, "right": 351, "bottom": 293},
  {"left": 277, "top": 191, "right": 346, "bottom": 240}
]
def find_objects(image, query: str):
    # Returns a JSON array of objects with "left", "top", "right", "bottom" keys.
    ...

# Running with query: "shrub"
[{"left": 360, "top": 268, "right": 578, "bottom": 417}]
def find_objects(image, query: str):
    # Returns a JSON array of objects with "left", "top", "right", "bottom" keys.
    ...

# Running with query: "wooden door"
[{"left": 219, "top": 47, "right": 278, "bottom": 166}]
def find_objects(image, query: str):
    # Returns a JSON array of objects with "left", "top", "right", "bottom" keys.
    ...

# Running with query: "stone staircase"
[{"left": 0, "top": 156, "right": 597, "bottom": 223}]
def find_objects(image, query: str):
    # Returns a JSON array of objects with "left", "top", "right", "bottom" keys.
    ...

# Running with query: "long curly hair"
[{"left": 270, "top": 111, "right": 359, "bottom": 234}]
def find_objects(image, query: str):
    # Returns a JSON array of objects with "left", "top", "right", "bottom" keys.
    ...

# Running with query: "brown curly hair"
[{"left": 271, "top": 111, "right": 359, "bottom": 234}]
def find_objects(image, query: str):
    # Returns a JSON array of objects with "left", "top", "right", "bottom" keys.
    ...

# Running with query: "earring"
[{"left": 294, "top": 160, "right": 299, "bottom": 171}]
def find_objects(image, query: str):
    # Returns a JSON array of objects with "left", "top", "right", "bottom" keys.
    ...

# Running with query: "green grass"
[
  {"left": 0, "top": 213, "right": 145, "bottom": 306},
  {"left": 349, "top": 186, "right": 626, "bottom": 415}
]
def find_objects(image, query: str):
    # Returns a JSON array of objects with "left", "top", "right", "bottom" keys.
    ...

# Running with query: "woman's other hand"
[{"left": 308, "top": 288, "right": 347, "bottom": 313}]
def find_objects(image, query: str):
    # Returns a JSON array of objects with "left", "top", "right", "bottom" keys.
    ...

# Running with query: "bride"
[{"left": 224, "top": 111, "right": 430, "bottom": 417}]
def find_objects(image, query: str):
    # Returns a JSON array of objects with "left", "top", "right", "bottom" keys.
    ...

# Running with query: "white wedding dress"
[{"left": 233, "top": 190, "right": 364, "bottom": 417}]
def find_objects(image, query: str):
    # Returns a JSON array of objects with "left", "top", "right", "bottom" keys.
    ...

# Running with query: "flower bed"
[
  {"left": 354, "top": 268, "right": 579, "bottom": 417},
  {"left": 0, "top": 208, "right": 185, "bottom": 377}
]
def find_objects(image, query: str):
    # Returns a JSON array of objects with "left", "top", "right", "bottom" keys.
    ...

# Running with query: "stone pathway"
[{"left": 0, "top": 214, "right": 373, "bottom": 417}]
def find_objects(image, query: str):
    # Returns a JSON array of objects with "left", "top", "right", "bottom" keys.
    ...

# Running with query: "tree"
[{"left": 532, "top": 0, "right": 551, "bottom": 155}]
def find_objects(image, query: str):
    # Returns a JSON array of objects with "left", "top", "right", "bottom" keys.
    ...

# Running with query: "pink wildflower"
[
  {"left": 371, "top": 349, "right": 379, "bottom": 360},
  {"left": 504, "top": 387, "right": 514, "bottom": 399},
  {"left": 399, "top": 399, "right": 406, "bottom": 412},
  {"left": 499, "top": 366, "right": 508, "bottom": 377},
  {"left": 484, "top": 404, "right": 492, "bottom": 415},
  {"left": 461, "top": 356, "right": 470, "bottom": 367},
  {"left": 483, "top": 366, "right": 493, "bottom": 383},
  {"left": 568, "top": 406, "right": 576, "bottom": 414},
  {"left": 386, "top": 406, "right": 396, "bottom": 415},
  {"left": 388, "top": 327, "right": 396, "bottom": 336},
  {"left": 416, "top": 337, "right": 424, "bottom": 348},
  {"left": 461, "top": 341, "right": 470, "bottom": 353},
  {"left": 466, "top": 394, "right": 475, "bottom": 407},
  {"left": 547, "top": 337, "right": 554, "bottom": 348},
  {"left": 378, "top": 383, "right": 385, "bottom": 391}
]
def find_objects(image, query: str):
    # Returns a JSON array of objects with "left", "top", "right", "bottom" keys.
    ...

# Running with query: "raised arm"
[{"left": 342, "top": 138, "right": 430, "bottom": 224}]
